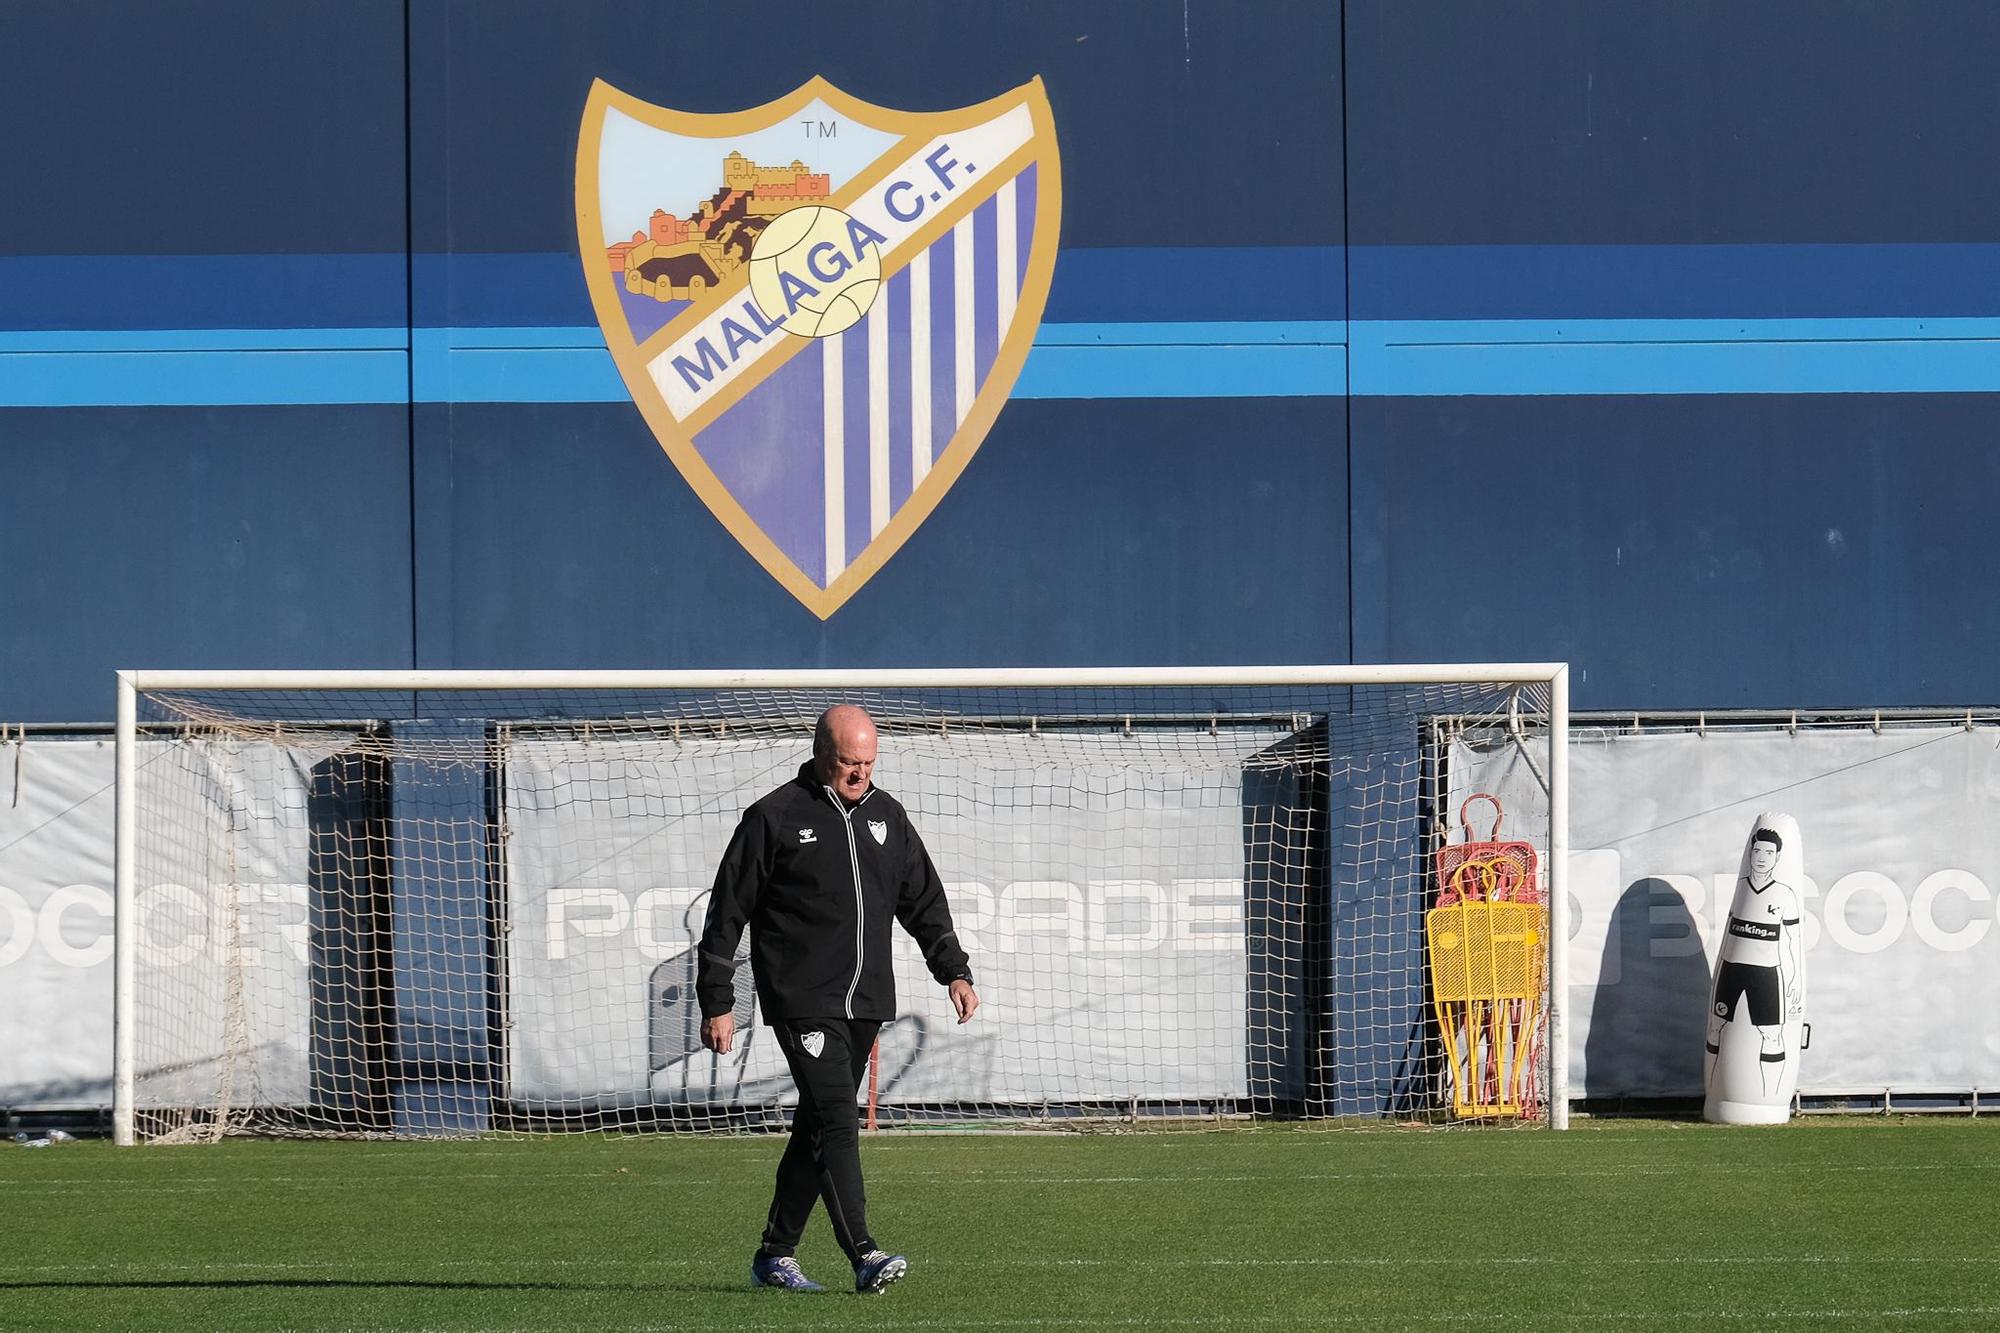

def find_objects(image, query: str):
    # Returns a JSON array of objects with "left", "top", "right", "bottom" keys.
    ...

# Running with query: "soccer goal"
[{"left": 113, "top": 666, "right": 1569, "bottom": 1143}]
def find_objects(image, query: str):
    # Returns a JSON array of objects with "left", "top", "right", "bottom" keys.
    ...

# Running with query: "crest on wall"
[{"left": 576, "top": 77, "right": 1062, "bottom": 618}]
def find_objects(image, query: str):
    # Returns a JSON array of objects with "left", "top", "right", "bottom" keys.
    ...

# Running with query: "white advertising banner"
[
  {"left": 0, "top": 737, "right": 319, "bottom": 1110},
  {"left": 125, "top": 736, "right": 325, "bottom": 1110},
  {"left": 13, "top": 722, "right": 1996, "bottom": 1111},
  {"left": 503, "top": 731, "right": 1262, "bottom": 1109},
  {"left": 0, "top": 738, "right": 118, "bottom": 1107},
  {"left": 1460, "top": 724, "right": 2000, "bottom": 1098}
]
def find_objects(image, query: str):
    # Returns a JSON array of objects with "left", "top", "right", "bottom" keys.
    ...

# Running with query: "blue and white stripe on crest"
[{"left": 818, "top": 171, "right": 1034, "bottom": 586}]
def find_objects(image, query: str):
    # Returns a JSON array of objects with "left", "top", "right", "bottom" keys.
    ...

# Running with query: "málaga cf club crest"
[{"left": 576, "top": 77, "right": 1062, "bottom": 618}]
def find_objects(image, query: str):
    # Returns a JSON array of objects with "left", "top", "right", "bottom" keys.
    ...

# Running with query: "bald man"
[{"left": 698, "top": 704, "right": 978, "bottom": 1294}]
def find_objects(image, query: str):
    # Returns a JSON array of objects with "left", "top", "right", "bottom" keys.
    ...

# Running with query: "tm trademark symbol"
[{"left": 801, "top": 119, "right": 837, "bottom": 137}]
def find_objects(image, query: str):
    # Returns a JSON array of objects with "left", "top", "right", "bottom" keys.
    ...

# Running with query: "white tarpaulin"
[
  {"left": 0, "top": 738, "right": 118, "bottom": 1106},
  {"left": 0, "top": 737, "right": 320, "bottom": 1110},
  {"left": 12, "top": 722, "right": 1998, "bottom": 1112},
  {"left": 1459, "top": 723, "right": 2000, "bottom": 1098},
  {"left": 502, "top": 730, "right": 1263, "bottom": 1109}
]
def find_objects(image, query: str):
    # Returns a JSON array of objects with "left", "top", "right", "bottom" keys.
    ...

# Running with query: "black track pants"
[{"left": 759, "top": 1018, "right": 882, "bottom": 1264}]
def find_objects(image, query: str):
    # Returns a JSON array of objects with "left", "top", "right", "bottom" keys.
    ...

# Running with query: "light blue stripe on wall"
[
  {"left": 412, "top": 325, "right": 1349, "bottom": 402},
  {"left": 0, "top": 327, "right": 409, "bottom": 406},
  {"left": 0, "top": 322, "right": 1349, "bottom": 405},
  {"left": 409, "top": 327, "right": 622, "bottom": 402},
  {"left": 5, "top": 318, "right": 2000, "bottom": 405},
  {"left": 1021, "top": 321, "right": 1347, "bottom": 397},
  {"left": 0, "top": 349, "right": 408, "bottom": 407}
]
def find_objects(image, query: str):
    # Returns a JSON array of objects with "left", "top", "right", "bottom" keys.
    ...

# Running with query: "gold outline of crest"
[{"left": 576, "top": 76, "right": 1062, "bottom": 619}]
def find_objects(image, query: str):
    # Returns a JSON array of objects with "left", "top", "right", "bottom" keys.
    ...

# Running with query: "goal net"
[{"left": 113, "top": 667, "right": 1568, "bottom": 1142}]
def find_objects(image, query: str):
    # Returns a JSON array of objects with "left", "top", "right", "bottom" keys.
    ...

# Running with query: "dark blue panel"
[
  {"left": 412, "top": 398, "right": 1347, "bottom": 669},
  {"left": 0, "top": 0, "right": 406, "bottom": 255},
  {"left": 413, "top": 254, "right": 592, "bottom": 330},
  {"left": 1346, "top": 1, "right": 2000, "bottom": 244},
  {"left": 1043, "top": 248, "right": 1344, "bottom": 324},
  {"left": 1326, "top": 758, "right": 1429, "bottom": 1117},
  {"left": 1349, "top": 394, "right": 2000, "bottom": 708},
  {"left": 25, "top": 240, "right": 2000, "bottom": 332},
  {"left": 1351, "top": 244, "right": 2000, "bottom": 321},
  {"left": 412, "top": 246, "right": 1345, "bottom": 329},
  {"left": 22, "top": 241, "right": 2000, "bottom": 332},
  {"left": 409, "top": 0, "right": 1341, "bottom": 254},
  {"left": 0, "top": 407, "right": 414, "bottom": 722},
  {"left": 852, "top": 398, "right": 1347, "bottom": 664},
  {"left": 0, "top": 256, "right": 407, "bottom": 331}
]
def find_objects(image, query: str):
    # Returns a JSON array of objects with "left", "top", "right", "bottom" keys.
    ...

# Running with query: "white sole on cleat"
[{"left": 860, "top": 1256, "right": 907, "bottom": 1292}]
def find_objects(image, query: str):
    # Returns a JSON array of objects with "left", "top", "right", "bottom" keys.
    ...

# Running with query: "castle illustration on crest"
[{"left": 605, "top": 152, "right": 831, "bottom": 302}]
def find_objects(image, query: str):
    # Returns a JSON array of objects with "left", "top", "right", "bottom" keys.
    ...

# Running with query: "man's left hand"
[{"left": 948, "top": 978, "right": 979, "bottom": 1024}]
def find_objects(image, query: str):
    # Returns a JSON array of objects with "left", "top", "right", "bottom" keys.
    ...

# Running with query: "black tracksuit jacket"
[{"left": 696, "top": 762, "right": 973, "bottom": 1023}]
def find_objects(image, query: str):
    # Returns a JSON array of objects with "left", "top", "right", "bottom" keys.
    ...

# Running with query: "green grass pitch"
[{"left": 4, "top": 1118, "right": 1997, "bottom": 1330}]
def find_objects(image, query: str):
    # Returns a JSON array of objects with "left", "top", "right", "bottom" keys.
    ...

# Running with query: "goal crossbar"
[{"left": 119, "top": 665, "right": 1568, "bottom": 693}]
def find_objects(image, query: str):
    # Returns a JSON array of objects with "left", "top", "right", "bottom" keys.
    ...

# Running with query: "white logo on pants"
[{"left": 801, "top": 1031, "right": 825, "bottom": 1059}]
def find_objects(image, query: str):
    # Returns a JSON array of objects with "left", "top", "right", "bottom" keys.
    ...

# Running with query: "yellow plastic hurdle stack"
[
  {"left": 1426, "top": 794, "right": 1547, "bottom": 1120},
  {"left": 1426, "top": 899, "right": 1546, "bottom": 1118}
]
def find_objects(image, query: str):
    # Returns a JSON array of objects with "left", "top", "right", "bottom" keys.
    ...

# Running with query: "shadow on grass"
[{"left": 0, "top": 1278, "right": 760, "bottom": 1295}]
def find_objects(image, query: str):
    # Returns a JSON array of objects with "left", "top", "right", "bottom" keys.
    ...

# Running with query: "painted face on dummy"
[{"left": 1749, "top": 839, "right": 1779, "bottom": 881}]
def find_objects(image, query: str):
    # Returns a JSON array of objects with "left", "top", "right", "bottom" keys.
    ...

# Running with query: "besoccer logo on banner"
[{"left": 576, "top": 77, "right": 1062, "bottom": 618}]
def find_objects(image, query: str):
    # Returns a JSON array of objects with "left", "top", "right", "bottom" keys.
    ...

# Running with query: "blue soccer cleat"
[
  {"left": 853, "top": 1249, "right": 908, "bottom": 1293},
  {"left": 751, "top": 1252, "right": 825, "bottom": 1292}
]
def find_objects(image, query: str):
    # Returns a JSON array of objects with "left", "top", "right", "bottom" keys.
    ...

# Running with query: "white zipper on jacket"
[{"left": 827, "top": 786, "right": 874, "bottom": 1019}]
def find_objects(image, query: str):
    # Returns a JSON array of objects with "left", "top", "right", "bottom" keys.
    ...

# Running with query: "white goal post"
[{"left": 114, "top": 665, "right": 1570, "bottom": 1143}]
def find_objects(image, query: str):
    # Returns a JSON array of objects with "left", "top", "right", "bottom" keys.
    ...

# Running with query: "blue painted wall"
[
  {"left": 1342, "top": 0, "right": 2000, "bottom": 707},
  {"left": 3, "top": 1, "right": 1998, "bottom": 721}
]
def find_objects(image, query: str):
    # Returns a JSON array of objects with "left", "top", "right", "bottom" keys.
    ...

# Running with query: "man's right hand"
[{"left": 702, "top": 1014, "right": 735, "bottom": 1054}]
